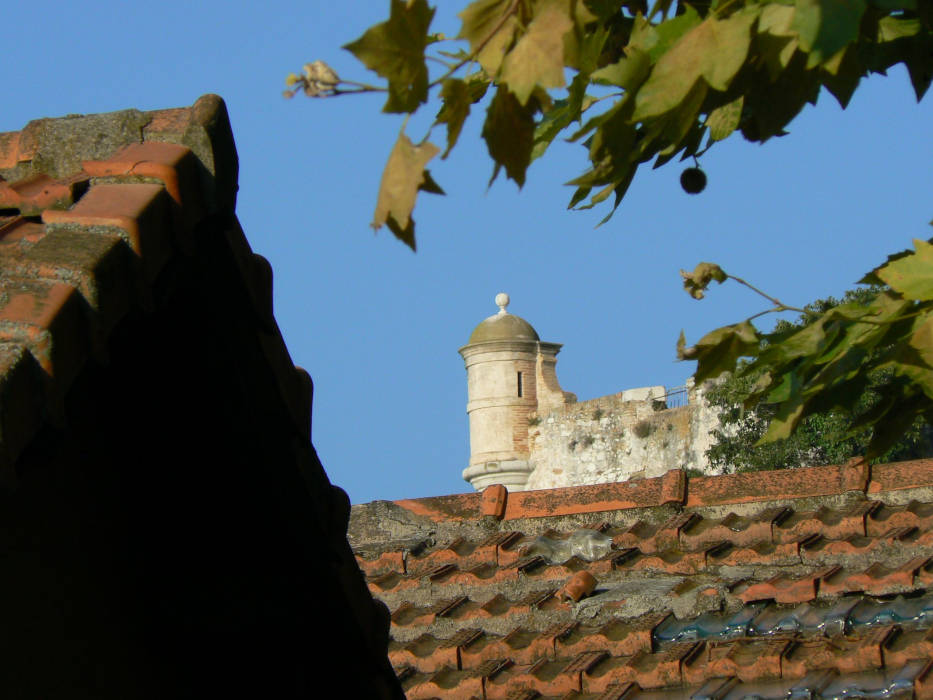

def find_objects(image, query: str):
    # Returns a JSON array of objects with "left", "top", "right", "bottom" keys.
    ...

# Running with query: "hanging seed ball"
[{"left": 680, "top": 167, "right": 707, "bottom": 194}]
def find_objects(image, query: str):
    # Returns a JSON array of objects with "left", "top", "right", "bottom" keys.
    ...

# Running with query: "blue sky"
[{"left": 4, "top": 2, "right": 931, "bottom": 502}]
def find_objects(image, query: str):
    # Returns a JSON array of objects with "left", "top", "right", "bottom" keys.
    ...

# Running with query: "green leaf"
[
  {"left": 633, "top": 9, "right": 758, "bottom": 121},
  {"left": 572, "top": 21, "right": 611, "bottom": 74},
  {"left": 648, "top": 5, "right": 701, "bottom": 62},
  {"left": 878, "top": 17, "right": 933, "bottom": 101},
  {"left": 591, "top": 48, "right": 652, "bottom": 89},
  {"left": 688, "top": 321, "right": 762, "bottom": 382},
  {"left": 793, "top": 0, "right": 868, "bottom": 68},
  {"left": 343, "top": 0, "right": 435, "bottom": 113},
  {"left": 594, "top": 171, "right": 637, "bottom": 225},
  {"left": 706, "top": 94, "right": 744, "bottom": 142},
  {"left": 501, "top": 0, "right": 574, "bottom": 104},
  {"left": 482, "top": 87, "right": 537, "bottom": 187},
  {"left": 740, "top": 51, "right": 820, "bottom": 141},
  {"left": 658, "top": 80, "right": 708, "bottom": 156},
  {"left": 436, "top": 79, "right": 473, "bottom": 158},
  {"left": 909, "top": 312, "right": 933, "bottom": 372},
  {"left": 458, "top": 0, "right": 519, "bottom": 76},
  {"left": 876, "top": 239, "right": 933, "bottom": 300},
  {"left": 371, "top": 134, "right": 441, "bottom": 250},
  {"left": 760, "top": 397, "right": 807, "bottom": 441},
  {"left": 821, "top": 45, "right": 864, "bottom": 108},
  {"left": 532, "top": 73, "right": 588, "bottom": 160}
]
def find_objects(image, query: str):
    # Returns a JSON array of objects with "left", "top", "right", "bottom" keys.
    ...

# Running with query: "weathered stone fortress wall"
[{"left": 525, "top": 382, "right": 722, "bottom": 490}]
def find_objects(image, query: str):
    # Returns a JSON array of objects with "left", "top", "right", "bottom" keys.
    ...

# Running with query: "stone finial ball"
[{"left": 495, "top": 292, "right": 510, "bottom": 311}]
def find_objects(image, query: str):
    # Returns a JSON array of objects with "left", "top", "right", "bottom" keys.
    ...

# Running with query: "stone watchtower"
[{"left": 459, "top": 293, "right": 574, "bottom": 491}]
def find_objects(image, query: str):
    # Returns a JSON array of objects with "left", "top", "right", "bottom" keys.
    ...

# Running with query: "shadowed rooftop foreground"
[{"left": 0, "top": 96, "right": 402, "bottom": 698}]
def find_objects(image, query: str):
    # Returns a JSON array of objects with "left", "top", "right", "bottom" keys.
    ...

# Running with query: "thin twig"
[
  {"left": 332, "top": 86, "right": 388, "bottom": 95},
  {"left": 338, "top": 78, "right": 389, "bottom": 92},
  {"left": 728, "top": 274, "right": 812, "bottom": 317},
  {"left": 427, "top": 0, "right": 521, "bottom": 88}
]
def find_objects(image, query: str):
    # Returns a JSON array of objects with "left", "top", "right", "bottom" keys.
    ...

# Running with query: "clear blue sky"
[{"left": 4, "top": 2, "right": 931, "bottom": 502}]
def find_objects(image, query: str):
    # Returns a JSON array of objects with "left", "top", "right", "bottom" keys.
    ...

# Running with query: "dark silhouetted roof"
[{"left": 0, "top": 96, "right": 402, "bottom": 699}]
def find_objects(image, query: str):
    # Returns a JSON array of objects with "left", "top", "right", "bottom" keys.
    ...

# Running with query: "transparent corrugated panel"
[
  {"left": 654, "top": 604, "right": 766, "bottom": 643},
  {"left": 848, "top": 592, "right": 933, "bottom": 629},
  {"left": 818, "top": 660, "right": 927, "bottom": 699},
  {"left": 747, "top": 599, "right": 858, "bottom": 637},
  {"left": 722, "top": 677, "right": 798, "bottom": 700},
  {"left": 521, "top": 529, "right": 613, "bottom": 564}
]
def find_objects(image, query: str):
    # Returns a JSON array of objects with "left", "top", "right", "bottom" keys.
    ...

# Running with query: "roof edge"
[
  {"left": 0, "top": 94, "right": 238, "bottom": 216},
  {"left": 380, "top": 458, "right": 933, "bottom": 523}
]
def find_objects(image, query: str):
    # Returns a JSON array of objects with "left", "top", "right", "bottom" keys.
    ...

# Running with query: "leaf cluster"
[
  {"left": 291, "top": 0, "right": 932, "bottom": 248},
  {"left": 704, "top": 290, "right": 933, "bottom": 473},
  {"left": 681, "top": 241, "right": 933, "bottom": 460}
]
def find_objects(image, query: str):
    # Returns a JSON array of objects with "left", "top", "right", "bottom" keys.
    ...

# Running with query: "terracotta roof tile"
[
  {"left": 0, "top": 94, "right": 314, "bottom": 482},
  {"left": 353, "top": 458, "right": 933, "bottom": 698}
]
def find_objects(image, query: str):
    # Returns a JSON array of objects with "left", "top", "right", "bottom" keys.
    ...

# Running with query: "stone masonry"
[
  {"left": 460, "top": 295, "right": 724, "bottom": 492},
  {"left": 524, "top": 380, "right": 723, "bottom": 490}
]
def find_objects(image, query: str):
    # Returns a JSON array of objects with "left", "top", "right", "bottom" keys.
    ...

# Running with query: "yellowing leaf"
[
  {"left": 372, "top": 134, "right": 441, "bottom": 250},
  {"left": 759, "top": 4, "right": 796, "bottom": 37},
  {"left": 482, "top": 87, "right": 537, "bottom": 187},
  {"left": 628, "top": 14, "right": 660, "bottom": 55},
  {"left": 706, "top": 94, "right": 744, "bottom": 142},
  {"left": 633, "top": 9, "right": 757, "bottom": 121},
  {"left": 458, "top": 0, "right": 519, "bottom": 76},
  {"left": 758, "top": 4, "right": 800, "bottom": 79},
  {"left": 681, "top": 262, "right": 728, "bottom": 299},
  {"left": 876, "top": 239, "right": 933, "bottom": 300},
  {"left": 343, "top": 0, "right": 435, "bottom": 113},
  {"left": 501, "top": 0, "right": 573, "bottom": 104}
]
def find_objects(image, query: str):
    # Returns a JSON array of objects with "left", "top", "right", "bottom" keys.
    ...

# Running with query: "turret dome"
[{"left": 467, "top": 293, "right": 539, "bottom": 344}]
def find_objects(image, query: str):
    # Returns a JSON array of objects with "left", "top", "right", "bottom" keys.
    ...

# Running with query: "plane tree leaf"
[
  {"left": 793, "top": 0, "right": 868, "bottom": 67},
  {"left": 436, "top": 77, "right": 487, "bottom": 157},
  {"left": 458, "top": 0, "right": 519, "bottom": 76},
  {"left": 681, "top": 262, "right": 728, "bottom": 299},
  {"left": 632, "top": 9, "right": 757, "bottom": 121},
  {"left": 706, "top": 95, "right": 744, "bottom": 141},
  {"left": 343, "top": 0, "right": 435, "bottom": 113},
  {"left": 501, "top": 0, "right": 574, "bottom": 104},
  {"left": 372, "top": 133, "right": 442, "bottom": 250},
  {"left": 876, "top": 239, "right": 933, "bottom": 300},
  {"left": 682, "top": 321, "right": 762, "bottom": 383},
  {"left": 482, "top": 87, "right": 538, "bottom": 187}
]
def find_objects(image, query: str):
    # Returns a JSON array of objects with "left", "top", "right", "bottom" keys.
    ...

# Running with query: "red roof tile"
[{"left": 351, "top": 460, "right": 933, "bottom": 698}]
